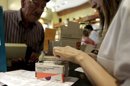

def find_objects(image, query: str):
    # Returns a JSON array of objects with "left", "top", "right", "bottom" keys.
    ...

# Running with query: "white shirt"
[
  {"left": 89, "top": 30, "right": 100, "bottom": 44},
  {"left": 97, "top": 0, "right": 130, "bottom": 85}
]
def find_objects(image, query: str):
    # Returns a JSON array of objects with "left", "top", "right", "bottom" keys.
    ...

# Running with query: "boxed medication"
[
  {"left": 35, "top": 62, "right": 64, "bottom": 82},
  {"left": 60, "top": 38, "right": 81, "bottom": 48},
  {"left": 61, "top": 27, "right": 82, "bottom": 39},
  {"left": 60, "top": 21, "right": 83, "bottom": 39},
  {"left": 35, "top": 56, "right": 69, "bottom": 82},
  {"left": 67, "top": 21, "right": 80, "bottom": 29}
]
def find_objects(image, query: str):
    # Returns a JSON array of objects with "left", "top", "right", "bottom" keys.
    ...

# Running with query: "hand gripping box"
[{"left": 35, "top": 62, "right": 65, "bottom": 82}]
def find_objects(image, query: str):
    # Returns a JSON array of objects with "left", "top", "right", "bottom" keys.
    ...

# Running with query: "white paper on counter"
[
  {"left": 0, "top": 70, "right": 78, "bottom": 86},
  {"left": 75, "top": 67, "right": 84, "bottom": 73}
]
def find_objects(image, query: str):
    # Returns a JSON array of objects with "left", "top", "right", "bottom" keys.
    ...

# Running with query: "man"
[{"left": 4, "top": 0, "right": 50, "bottom": 70}]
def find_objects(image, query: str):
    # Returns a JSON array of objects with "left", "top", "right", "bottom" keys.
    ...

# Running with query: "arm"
[
  {"left": 29, "top": 23, "right": 44, "bottom": 62},
  {"left": 53, "top": 46, "right": 117, "bottom": 86},
  {"left": 77, "top": 53, "right": 117, "bottom": 86}
]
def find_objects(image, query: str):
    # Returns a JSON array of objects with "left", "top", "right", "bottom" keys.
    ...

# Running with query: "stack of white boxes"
[
  {"left": 35, "top": 62, "right": 64, "bottom": 82},
  {"left": 59, "top": 21, "right": 83, "bottom": 48},
  {"left": 35, "top": 22, "right": 83, "bottom": 82},
  {"left": 35, "top": 56, "right": 65, "bottom": 82}
]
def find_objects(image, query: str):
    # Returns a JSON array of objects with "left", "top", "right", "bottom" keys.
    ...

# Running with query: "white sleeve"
[
  {"left": 121, "top": 79, "right": 130, "bottom": 86},
  {"left": 113, "top": 0, "right": 130, "bottom": 86}
]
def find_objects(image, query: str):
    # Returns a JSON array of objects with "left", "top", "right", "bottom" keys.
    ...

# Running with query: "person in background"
[
  {"left": 81, "top": 25, "right": 96, "bottom": 46},
  {"left": 85, "top": 24, "right": 100, "bottom": 45},
  {"left": 4, "top": 0, "right": 50, "bottom": 70},
  {"left": 88, "top": 26, "right": 100, "bottom": 44},
  {"left": 53, "top": 0, "right": 130, "bottom": 86}
]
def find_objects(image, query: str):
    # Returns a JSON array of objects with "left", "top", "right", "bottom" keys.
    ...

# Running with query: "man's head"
[
  {"left": 84, "top": 24, "right": 93, "bottom": 31},
  {"left": 21, "top": 0, "right": 50, "bottom": 23},
  {"left": 83, "top": 24, "right": 93, "bottom": 37}
]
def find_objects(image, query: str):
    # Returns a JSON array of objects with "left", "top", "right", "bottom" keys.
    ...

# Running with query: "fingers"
[
  {"left": 53, "top": 47, "right": 63, "bottom": 57},
  {"left": 53, "top": 46, "right": 74, "bottom": 58}
]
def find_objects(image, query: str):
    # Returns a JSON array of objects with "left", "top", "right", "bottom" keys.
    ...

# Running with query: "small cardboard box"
[
  {"left": 60, "top": 38, "right": 81, "bottom": 48},
  {"left": 67, "top": 21, "right": 80, "bottom": 29},
  {"left": 61, "top": 26, "right": 83, "bottom": 39},
  {"left": 44, "top": 29, "right": 56, "bottom": 51},
  {"left": 44, "top": 29, "right": 56, "bottom": 40},
  {"left": 35, "top": 62, "right": 64, "bottom": 82}
]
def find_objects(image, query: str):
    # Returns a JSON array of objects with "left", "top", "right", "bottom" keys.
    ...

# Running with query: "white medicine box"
[{"left": 35, "top": 62, "right": 65, "bottom": 82}]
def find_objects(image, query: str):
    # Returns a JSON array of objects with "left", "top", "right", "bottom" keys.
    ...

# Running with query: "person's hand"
[{"left": 53, "top": 46, "right": 87, "bottom": 64}]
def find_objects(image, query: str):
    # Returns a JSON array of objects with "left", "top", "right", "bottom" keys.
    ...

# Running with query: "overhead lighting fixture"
[
  {"left": 47, "top": 0, "right": 89, "bottom": 12},
  {"left": 96, "top": 18, "right": 100, "bottom": 22}
]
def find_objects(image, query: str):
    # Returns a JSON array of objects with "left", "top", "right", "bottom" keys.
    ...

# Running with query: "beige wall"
[
  {"left": 0, "top": 0, "right": 21, "bottom": 10},
  {"left": 8, "top": 0, "right": 21, "bottom": 10},
  {"left": 0, "top": 0, "right": 8, "bottom": 10},
  {"left": 52, "top": 7, "right": 95, "bottom": 24},
  {"left": 61, "top": 7, "right": 95, "bottom": 22}
]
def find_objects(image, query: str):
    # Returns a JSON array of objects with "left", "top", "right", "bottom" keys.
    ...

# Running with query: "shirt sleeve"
[
  {"left": 113, "top": 0, "right": 130, "bottom": 85},
  {"left": 38, "top": 23, "right": 44, "bottom": 53},
  {"left": 34, "top": 22, "right": 44, "bottom": 54}
]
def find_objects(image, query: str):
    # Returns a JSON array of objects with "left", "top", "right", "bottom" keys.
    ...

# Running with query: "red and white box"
[{"left": 35, "top": 62, "right": 65, "bottom": 82}]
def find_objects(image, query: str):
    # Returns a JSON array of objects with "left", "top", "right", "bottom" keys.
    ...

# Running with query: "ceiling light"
[{"left": 96, "top": 18, "right": 100, "bottom": 21}]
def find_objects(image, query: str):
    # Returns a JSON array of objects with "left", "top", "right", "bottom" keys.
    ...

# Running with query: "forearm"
[
  {"left": 88, "top": 53, "right": 97, "bottom": 61},
  {"left": 76, "top": 53, "right": 117, "bottom": 86}
]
